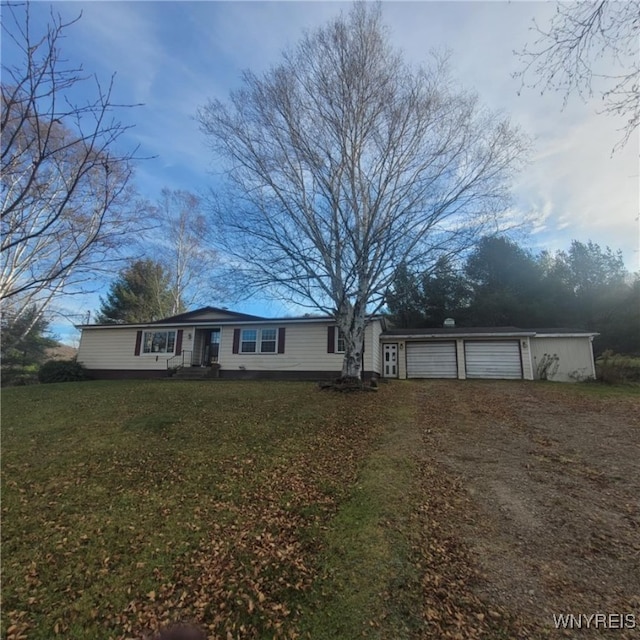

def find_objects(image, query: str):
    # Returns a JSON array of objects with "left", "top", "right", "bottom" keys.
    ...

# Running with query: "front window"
[
  {"left": 241, "top": 329, "right": 257, "bottom": 353},
  {"left": 241, "top": 328, "right": 278, "bottom": 353},
  {"left": 143, "top": 330, "right": 176, "bottom": 354},
  {"left": 336, "top": 328, "right": 346, "bottom": 353},
  {"left": 261, "top": 328, "right": 277, "bottom": 353}
]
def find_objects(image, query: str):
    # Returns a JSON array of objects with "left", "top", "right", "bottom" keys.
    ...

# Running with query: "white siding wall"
[
  {"left": 531, "top": 336, "right": 596, "bottom": 382},
  {"left": 521, "top": 337, "right": 534, "bottom": 380},
  {"left": 78, "top": 326, "right": 195, "bottom": 370},
  {"left": 192, "top": 330, "right": 205, "bottom": 366},
  {"left": 366, "top": 321, "right": 382, "bottom": 374},
  {"left": 77, "top": 318, "right": 402, "bottom": 376},
  {"left": 220, "top": 323, "right": 343, "bottom": 372}
]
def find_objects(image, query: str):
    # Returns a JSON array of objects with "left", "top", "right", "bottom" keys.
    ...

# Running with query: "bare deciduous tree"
[
  {"left": 516, "top": 0, "right": 639, "bottom": 151},
  {"left": 199, "top": 3, "right": 527, "bottom": 379},
  {"left": 151, "top": 189, "right": 221, "bottom": 314},
  {"left": 1, "top": 3, "right": 145, "bottom": 335}
]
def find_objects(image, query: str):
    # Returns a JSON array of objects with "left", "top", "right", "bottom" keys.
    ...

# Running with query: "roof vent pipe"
[{"left": 443, "top": 318, "right": 455, "bottom": 328}]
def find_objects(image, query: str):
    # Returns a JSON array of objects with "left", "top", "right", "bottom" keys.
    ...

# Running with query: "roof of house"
[
  {"left": 150, "top": 306, "right": 266, "bottom": 323},
  {"left": 382, "top": 326, "right": 525, "bottom": 336},
  {"left": 381, "top": 326, "right": 598, "bottom": 338},
  {"left": 76, "top": 307, "right": 386, "bottom": 330}
]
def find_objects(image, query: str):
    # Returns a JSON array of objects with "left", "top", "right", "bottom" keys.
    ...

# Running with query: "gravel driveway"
[{"left": 413, "top": 380, "right": 640, "bottom": 639}]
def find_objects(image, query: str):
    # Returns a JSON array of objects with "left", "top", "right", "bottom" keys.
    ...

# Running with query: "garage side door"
[
  {"left": 406, "top": 342, "right": 457, "bottom": 378},
  {"left": 464, "top": 341, "right": 522, "bottom": 379}
]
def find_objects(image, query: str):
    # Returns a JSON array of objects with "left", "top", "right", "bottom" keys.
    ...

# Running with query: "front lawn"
[
  {"left": 2, "top": 380, "right": 405, "bottom": 639},
  {"left": 4, "top": 379, "right": 637, "bottom": 640}
]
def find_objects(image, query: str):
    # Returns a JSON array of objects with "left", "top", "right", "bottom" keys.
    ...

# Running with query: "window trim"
[
  {"left": 141, "top": 330, "right": 177, "bottom": 355},
  {"left": 240, "top": 329, "right": 257, "bottom": 353},
  {"left": 260, "top": 328, "right": 277, "bottom": 353},
  {"left": 240, "top": 328, "right": 279, "bottom": 354}
]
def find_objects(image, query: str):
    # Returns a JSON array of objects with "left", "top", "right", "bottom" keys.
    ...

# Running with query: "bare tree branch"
[
  {"left": 515, "top": 0, "right": 639, "bottom": 152},
  {"left": 1, "top": 2, "right": 148, "bottom": 333},
  {"left": 199, "top": 3, "right": 528, "bottom": 378},
  {"left": 147, "top": 189, "right": 224, "bottom": 313}
]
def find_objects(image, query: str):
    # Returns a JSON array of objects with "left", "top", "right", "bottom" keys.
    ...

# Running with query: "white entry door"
[{"left": 383, "top": 344, "right": 398, "bottom": 378}]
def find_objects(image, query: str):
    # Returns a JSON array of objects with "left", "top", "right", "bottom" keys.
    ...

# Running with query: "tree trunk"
[{"left": 338, "top": 309, "right": 366, "bottom": 380}]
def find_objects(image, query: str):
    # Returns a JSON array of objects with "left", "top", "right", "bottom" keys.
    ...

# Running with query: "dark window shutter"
[
  {"left": 232, "top": 328, "right": 240, "bottom": 354},
  {"left": 134, "top": 330, "right": 142, "bottom": 356},
  {"left": 277, "top": 327, "right": 286, "bottom": 354},
  {"left": 175, "top": 329, "right": 183, "bottom": 355},
  {"left": 327, "top": 326, "right": 335, "bottom": 353}
]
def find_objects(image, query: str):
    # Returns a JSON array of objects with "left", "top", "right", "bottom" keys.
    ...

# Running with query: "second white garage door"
[
  {"left": 464, "top": 341, "right": 522, "bottom": 379},
  {"left": 406, "top": 342, "right": 457, "bottom": 378}
]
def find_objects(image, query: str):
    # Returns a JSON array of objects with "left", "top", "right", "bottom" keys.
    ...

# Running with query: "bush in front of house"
[
  {"left": 38, "top": 359, "right": 87, "bottom": 383},
  {"left": 1, "top": 364, "right": 40, "bottom": 387}
]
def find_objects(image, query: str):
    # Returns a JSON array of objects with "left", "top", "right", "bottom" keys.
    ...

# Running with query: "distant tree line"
[{"left": 386, "top": 237, "right": 639, "bottom": 355}]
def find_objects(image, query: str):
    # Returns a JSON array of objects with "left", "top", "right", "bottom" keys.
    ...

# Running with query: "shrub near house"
[
  {"left": 38, "top": 359, "right": 87, "bottom": 384},
  {"left": 596, "top": 352, "right": 640, "bottom": 384}
]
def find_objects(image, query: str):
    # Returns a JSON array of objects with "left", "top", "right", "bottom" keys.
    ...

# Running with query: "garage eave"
[{"left": 381, "top": 331, "right": 537, "bottom": 340}]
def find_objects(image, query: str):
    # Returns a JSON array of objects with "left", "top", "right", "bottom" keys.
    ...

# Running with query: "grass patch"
[
  {"left": 298, "top": 403, "right": 425, "bottom": 639},
  {"left": 595, "top": 352, "right": 640, "bottom": 385},
  {"left": 2, "top": 380, "right": 413, "bottom": 639}
]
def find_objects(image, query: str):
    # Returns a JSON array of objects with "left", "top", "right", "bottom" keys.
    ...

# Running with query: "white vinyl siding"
[
  {"left": 368, "top": 321, "right": 382, "bottom": 374},
  {"left": 406, "top": 342, "right": 457, "bottom": 378},
  {"left": 531, "top": 336, "right": 596, "bottom": 382},
  {"left": 224, "top": 323, "right": 341, "bottom": 372},
  {"left": 464, "top": 341, "right": 522, "bottom": 379},
  {"left": 222, "top": 320, "right": 383, "bottom": 373},
  {"left": 78, "top": 319, "right": 384, "bottom": 375},
  {"left": 77, "top": 327, "right": 194, "bottom": 370}
]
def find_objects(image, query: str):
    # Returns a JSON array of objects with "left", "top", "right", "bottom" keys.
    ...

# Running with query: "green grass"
[
  {"left": 554, "top": 378, "right": 640, "bottom": 397},
  {"left": 298, "top": 403, "right": 425, "bottom": 639},
  {"left": 5, "top": 378, "right": 638, "bottom": 639},
  {"left": 595, "top": 352, "right": 640, "bottom": 385},
  {"left": 2, "top": 380, "right": 421, "bottom": 639}
]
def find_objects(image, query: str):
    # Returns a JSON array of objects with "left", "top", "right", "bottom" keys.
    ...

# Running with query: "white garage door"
[
  {"left": 407, "top": 342, "right": 457, "bottom": 378},
  {"left": 464, "top": 341, "right": 522, "bottom": 379}
]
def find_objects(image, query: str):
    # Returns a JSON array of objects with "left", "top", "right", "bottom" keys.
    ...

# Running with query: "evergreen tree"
[
  {"left": 386, "top": 237, "right": 637, "bottom": 354},
  {"left": 96, "top": 259, "right": 181, "bottom": 324},
  {"left": 386, "top": 263, "right": 427, "bottom": 328},
  {"left": 1, "top": 306, "right": 57, "bottom": 384},
  {"left": 549, "top": 241, "right": 635, "bottom": 352},
  {"left": 387, "top": 258, "right": 468, "bottom": 328},
  {"left": 464, "top": 236, "right": 545, "bottom": 326},
  {"left": 421, "top": 257, "right": 470, "bottom": 327}
]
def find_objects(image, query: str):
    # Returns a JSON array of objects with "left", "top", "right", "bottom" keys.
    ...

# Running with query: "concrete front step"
[{"left": 171, "top": 366, "right": 219, "bottom": 380}]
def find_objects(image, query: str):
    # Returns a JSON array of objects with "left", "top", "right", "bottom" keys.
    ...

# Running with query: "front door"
[
  {"left": 383, "top": 343, "right": 398, "bottom": 378},
  {"left": 202, "top": 328, "right": 221, "bottom": 366}
]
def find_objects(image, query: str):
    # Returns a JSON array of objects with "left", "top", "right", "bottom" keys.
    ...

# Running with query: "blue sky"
[{"left": 3, "top": 1, "right": 638, "bottom": 343}]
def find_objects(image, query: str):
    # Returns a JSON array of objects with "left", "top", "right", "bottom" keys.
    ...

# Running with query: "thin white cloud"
[{"left": 10, "top": 0, "right": 639, "bottom": 332}]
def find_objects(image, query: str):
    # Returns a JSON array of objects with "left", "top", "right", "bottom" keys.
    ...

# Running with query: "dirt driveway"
[{"left": 412, "top": 381, "right": 640, "bottom": 639}]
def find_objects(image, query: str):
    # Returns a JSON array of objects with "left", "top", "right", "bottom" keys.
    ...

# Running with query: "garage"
[
  {"left": 407, "top": 341, "right": 457, "bottom": 378},
  {"left": 464, "top": 340, "right": 522, "bottom": 379}
]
